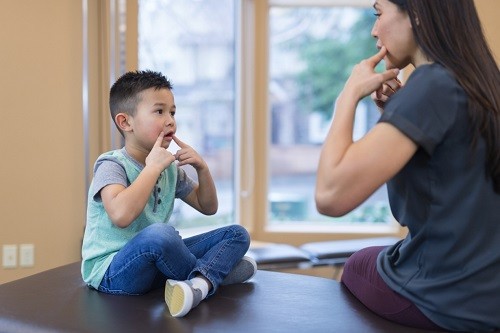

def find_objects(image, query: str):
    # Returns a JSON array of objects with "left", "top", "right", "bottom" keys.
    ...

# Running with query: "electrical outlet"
[
  {"left": 20, "top": 244, "right": 35, "bottom": 267},
  {"left": 2, "top": 244, "right": 18, "bottom": 268}
]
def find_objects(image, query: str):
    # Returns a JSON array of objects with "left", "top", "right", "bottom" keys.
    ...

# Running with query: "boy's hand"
[
  {"left": 173, "top": 135, "right": 218, "bottom": 215},
  {"left": 173, "top": 135, "right": 207, "bottom": 171},
  {"left": 145, "top": 132, "right": 176, "bottom": 173}
]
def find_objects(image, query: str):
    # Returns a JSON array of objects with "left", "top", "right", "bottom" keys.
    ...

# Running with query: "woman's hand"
[
  {"left": 343, "top": 47, "right": 400, "bottom": 101},
  {"left": 371, "top": 77, "right": 402, "bottom": 112}
]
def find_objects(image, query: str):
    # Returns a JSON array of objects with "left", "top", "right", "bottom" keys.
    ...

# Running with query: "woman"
[{"left": 315, "top": 0, "right": 500, "bottom": 331}]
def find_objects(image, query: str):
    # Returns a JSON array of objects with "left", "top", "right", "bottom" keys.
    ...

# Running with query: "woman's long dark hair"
[{"left": 391, "top": 0, "right": 500, "bottom": 193}]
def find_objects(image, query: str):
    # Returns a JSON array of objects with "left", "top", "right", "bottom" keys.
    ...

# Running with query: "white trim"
[
  {"left": 265, "top": 222, "right": 399, "bottom": 234},
  {"left": 237, "top": 0, "right": 256, "bottom": 228},
  {"left": 82, "top": 0, "right": 90, "bottom": 202},
  {"left": 234, "top": 0, "right": 256, "bottom": 226},
  {"left": 240, "top": 0, "right": 255, "bottom": 201},
  {"left": 269, "top": 0, "right": 373, "bottom": 7},
  {"left": 109, "top": 0, "right": 117, "bottom": 149}
]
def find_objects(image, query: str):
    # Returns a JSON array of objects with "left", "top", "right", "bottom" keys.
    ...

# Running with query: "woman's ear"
[
  {"left": 413, "top": 12, "right": 420, "bottom": 26},
  {"left": 115, "top": 113, "right": 133, "bottom": 133}
]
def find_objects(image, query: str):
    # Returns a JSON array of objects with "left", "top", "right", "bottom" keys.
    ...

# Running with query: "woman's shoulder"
[
  {"left": 400, "top": 63, "right": 464, "bottom": 103},
  {"left": 407, "top": 63, "right": 458, "bottom": 87}
]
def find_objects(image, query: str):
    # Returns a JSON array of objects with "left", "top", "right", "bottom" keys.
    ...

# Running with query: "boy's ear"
[{"left": 115, "top": 113, "right": 133, "bottom": 132}]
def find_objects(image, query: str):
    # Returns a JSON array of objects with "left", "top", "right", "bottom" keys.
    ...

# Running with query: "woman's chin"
[
  {"left": 383, "top": 54, "right": 402, "bottom": 70},
  {"left": 384, "top": 56, "right": 410, "bottom": 71},
  {"left": 384, "top": 60, "right": 397, "bottom": 70}
]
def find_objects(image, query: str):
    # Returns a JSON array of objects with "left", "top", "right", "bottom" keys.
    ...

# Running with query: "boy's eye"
[
  {"left": 156, "top": 109, "right": 163, "bottom": 114},
  {"left": 373, "top": 13, "right": 381, "bottom": 18},
  {"left": 170, "top": 111, "right": 176, "bottom": 117}
]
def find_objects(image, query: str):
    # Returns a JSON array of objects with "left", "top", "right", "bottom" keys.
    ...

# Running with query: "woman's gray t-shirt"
[{"left": 377, "top": 63, "right": 500, "bottom": 332}]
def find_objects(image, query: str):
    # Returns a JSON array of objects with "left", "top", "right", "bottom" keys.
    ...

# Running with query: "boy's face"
[{"left": 128, "top": 87, "right": 176, "bottom": 150}]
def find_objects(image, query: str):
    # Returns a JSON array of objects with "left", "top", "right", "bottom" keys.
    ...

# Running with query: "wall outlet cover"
[{"left": 2, "top": 244, "right": 18, "bottom": 268}]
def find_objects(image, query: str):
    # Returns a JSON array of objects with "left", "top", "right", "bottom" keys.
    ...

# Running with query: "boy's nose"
[{"left": 165, "top": 115, "right": 174, "bottom": 126}]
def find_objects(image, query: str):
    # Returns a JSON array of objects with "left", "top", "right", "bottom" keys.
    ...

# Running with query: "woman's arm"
[{"left": 315, "top": 47, "right": 417, "bottom": 217}]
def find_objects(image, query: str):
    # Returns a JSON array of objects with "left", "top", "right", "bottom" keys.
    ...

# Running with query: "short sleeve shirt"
[
  {"left": 91, "top": 157, "right": 194, "bottom": 201},
  {"left": 377, "top": 64, "right": 500, "bottom": 331},
  {"left": 81, "top": 148, "right": 196, "bottom": 288}
]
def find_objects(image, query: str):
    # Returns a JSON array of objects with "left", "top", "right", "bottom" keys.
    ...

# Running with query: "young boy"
[{"left": 81, "top": 70, "right": 256, "bottom": 317}]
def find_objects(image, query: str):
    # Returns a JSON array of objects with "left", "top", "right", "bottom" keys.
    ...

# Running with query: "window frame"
[
  {"left": 100, "top": 0, "right": 405, "bottom": 243},
  {"left": 241, "top": 0, "right": 404, "bottom": 244}
]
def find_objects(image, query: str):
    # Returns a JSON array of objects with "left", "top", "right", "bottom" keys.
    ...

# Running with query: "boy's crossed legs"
[{"left": 98, "top": 223, "right": 255, "bottom": 317}]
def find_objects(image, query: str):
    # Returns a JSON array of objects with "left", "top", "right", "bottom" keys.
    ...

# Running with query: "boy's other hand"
[
  {"left": 173, "top": 135, "right": 207, "bottom": 171},
  {"left": 145, "top": 131, "right": 176, "bottom": 173}
]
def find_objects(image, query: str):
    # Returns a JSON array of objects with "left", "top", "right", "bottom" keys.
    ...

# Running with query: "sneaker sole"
[{"left": 165, "top": 280, "right": 193, "bottom": 317}]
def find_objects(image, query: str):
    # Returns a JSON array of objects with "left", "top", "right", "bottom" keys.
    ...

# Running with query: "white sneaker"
[
  {"left": 221, "top": 256, "right": 257, "bottom": 286},
  {"left": 164, "top": 279, "right": 203, "bottom": 317}
]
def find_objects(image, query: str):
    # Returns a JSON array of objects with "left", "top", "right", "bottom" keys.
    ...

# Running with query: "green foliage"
[{"left": 290, "top": 10, "right": 379, "bottom": 117}]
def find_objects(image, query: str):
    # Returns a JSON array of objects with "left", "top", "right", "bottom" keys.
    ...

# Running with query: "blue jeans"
[{"left": 98, "top": 223, "right": 250, "bottom": 296}]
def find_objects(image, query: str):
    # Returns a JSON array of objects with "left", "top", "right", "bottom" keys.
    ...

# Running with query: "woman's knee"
[{"left": 342, "top": 246, "right": 385, "bottom": 286}]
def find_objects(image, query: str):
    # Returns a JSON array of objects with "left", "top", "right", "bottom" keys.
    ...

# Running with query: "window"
[
  {"left": 136, "top": 0, "right": 398, "bottom": 237},
  {"left": 267, "top": 1, "right": 395, "bottom": 231},
  {"left": 138, "top": 0, "right": 237, "bottom": 230}
]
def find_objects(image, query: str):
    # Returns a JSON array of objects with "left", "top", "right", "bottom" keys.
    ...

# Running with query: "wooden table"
[{"left": 0, "top": 262, "right": 437, "bottom": 333}]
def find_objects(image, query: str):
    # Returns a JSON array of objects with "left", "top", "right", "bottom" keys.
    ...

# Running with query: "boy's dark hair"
[{"left": 109, "top": 70, "right": 173, "bottom": 134}]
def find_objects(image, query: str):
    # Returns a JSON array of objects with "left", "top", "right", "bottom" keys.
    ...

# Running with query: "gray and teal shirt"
[{"left": 81, "top": 148, "right": 195, "bottom": 289}]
